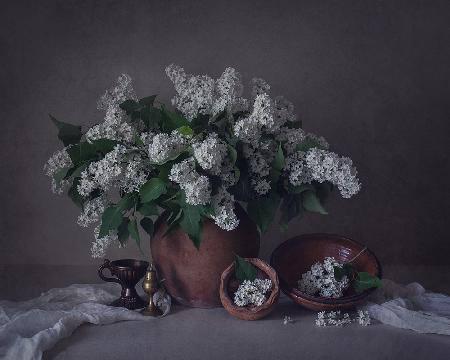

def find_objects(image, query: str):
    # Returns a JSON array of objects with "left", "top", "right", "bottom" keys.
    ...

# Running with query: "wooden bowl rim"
[
  {"left": 220, "top": 258, "right": 280, "bottom": 314},
  {"left": 270, "top": 233, "right": 382, "bottom": 305}
]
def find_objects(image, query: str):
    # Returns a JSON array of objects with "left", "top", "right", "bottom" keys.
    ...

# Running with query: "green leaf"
[
  {"left": 68, "top": 177, "right": 85, "bottom": 208},
  {"left": 333, "top": 263, "right": 355, "bottom": 281},
  {"left": 247, "top": 191, "right": 281, "bottom": 233},
  {"left": 289, "top": 183, "right": 315, "bottom": 194},
  {"left": 302, "top": 190, "right": 328, "bottom": 215},
  {"left": 140, "top": 217, "right": 154, "bottom": 238},
  {"left": 273, "top": 143, "right": 285, "bottom": 171},
  {"left": 163, "top": 208, "right": 183, "bottom": 236},
  {"left": 233, "top": 167, "right": 241, "bottom": 184},
  {"left": 176, "top": 125, "right": 194, "bottom": 136},
  {"left": 201, "top": 203, "right": 215, "bottom": 218},
  {"left": 128, "top": 218, "right": 141, "bottom": 248},
  {"left": 234, "top": 255, "right": 257, "bottom": 282},
  {"left": 54, "top": 167, "right": 69, "bottom": 184},
  {"left": 98, "top": 195, "right": 135, "bottom": 239},
  {"left": 315, "top": 181, "right": 334, "bottom": 203},
  {"left": 66, "top": 139, "right": 117, "bottom": 166},
  {"left": 117, "top": 217, "right": 130, "bottom": 246},
  {"left": 280, "top": 194, "right": 303, "bottom": 230},
  {"left": 167, "top": 206, "right": 182, "bottom": 224},
  {"left": 190, "top": 114, "right": 210, "bottom": 133},
  {"left": 134, "top": 133, "right": 144, "bottom": 147},
  {"left": 269, "top": 143, "right": 285, "bottom": 183},
  {"left": 65, "top": 162, "right": 88, "bottom": 179},
  {"left": 157, "top": 162, "right": 172, "bottom": 181},
  {"left": 119, "top": 99, "right": 141, "bottom": 114},
  {"left": 91, "top": 139, "right": 118, "bottom": 154},
  {"left": 137, "top": 202, "right": 159, "bottom": 217},
  {"left": 159, "top": 198, "right": 181, "bottom": 213},
  {"left": 295, "top": 141, "right": 318, "bottom": 152},
  {"left": 138, "top": 95, "right": 157, "bottom": 107},
  {"left": 354, "top": 272, "right": 383, "bottom": 293},
  {"left": 139, "top": 178, "right": 167, "bottom": 203},
  {"left": 161, "top": 106, "right": 189, "bottom": 132},
  {"left": 229, "top": 169, "right": 253, "bottom": 202},
  {"left": 228, "top": 145, "right": 237, "bottom": 165},
  {"left": 179, "top": 204, "right": 203, "bottom": 249},
  {"left": 50, "top": 115, "right": 82, "bottom": 146},
  {"left": 209, "top": 110, "right": 227, "bottom": 124},
  {"left": 66, "top": 142, "right": 96, "bottom": 165},
  {"left": 141, "top": 107, "right": 162, "bottom": 130},
  {"left": 209, "top": 111, "right": 229, "bottom": 135},
  {"left": 118, "top": 193, "right": 137, "bottom": 212},
  {"left": 99, "top": 205, "right": 124, "bottom": 238}
]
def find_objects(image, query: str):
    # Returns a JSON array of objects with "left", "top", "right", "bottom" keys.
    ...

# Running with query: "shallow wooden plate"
[{"left": 270, "top": 233, "right": 382, "bottom": 311}]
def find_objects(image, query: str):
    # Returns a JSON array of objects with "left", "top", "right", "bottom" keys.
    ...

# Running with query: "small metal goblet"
[
  {"left": 141, "top": 265, "right": 163, "bottom": 317},
  {"left": 98, "top": 259, "right": 148, "bottom": 310}
]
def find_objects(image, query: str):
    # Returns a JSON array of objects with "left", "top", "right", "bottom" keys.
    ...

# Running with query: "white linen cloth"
[
  {"left": 0, "top": 280, "right": 449, "bottom": 360},
  {"left": 363, "top": 279, "right": 450, "bottom": 335},
  {"left": 0, "top": 283, "right": 170, "bottom": 360}
]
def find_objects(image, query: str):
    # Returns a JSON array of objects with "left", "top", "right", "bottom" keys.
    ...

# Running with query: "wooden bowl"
[
  {"left": 270, "top": 233, "right": 382, "bottom": 311},
  {"left": 219, "top": 258, "right": 280, "bottom": 320}
]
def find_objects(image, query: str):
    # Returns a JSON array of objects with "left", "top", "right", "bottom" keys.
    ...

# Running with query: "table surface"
[{"left": 1, "top": 265, "right": 449, "bottom": 360}]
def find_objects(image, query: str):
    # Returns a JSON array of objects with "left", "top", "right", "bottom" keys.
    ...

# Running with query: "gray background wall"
[{"left": 1, "top": 0, "right": 449, "bottom": 266}]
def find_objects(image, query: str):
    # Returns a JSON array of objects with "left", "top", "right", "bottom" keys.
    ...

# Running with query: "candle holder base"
[{"left": 141, "top": 302, "right": 163, "bottom": 317}]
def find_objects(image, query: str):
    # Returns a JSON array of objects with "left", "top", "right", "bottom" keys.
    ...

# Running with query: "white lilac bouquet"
[
  {"left": 298, "top": 256, "right": 382, "bottom": 298},
  {"left": 298, "top": 257, "right": 350, "bottom": 298},
  {"left": 44, "top": 65, "right": 361, "bottom": 258}
]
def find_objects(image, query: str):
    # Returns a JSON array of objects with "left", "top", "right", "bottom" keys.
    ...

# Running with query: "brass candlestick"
[{"left": 141, "top": 265, "right": 163, "bottom": 317}]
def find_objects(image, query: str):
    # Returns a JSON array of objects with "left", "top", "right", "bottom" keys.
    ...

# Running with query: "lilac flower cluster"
[
  {"left": 234, "top": 279, "right": 272, "bottom": 307},
  {"left": 85, "top": 74, "right": 136, "bottom": 143},
  {"left": 169, "top": 157, "right": 211, "bottom": 206},
  {"left": 298, "top": 257, "right": 350, "bottom": 298},
  {"left": 316, "top": 310, "right": 371, "bottom": 327}
]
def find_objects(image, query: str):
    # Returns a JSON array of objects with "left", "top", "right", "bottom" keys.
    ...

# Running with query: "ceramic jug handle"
[{"left": 98, "top": 259, "right": 121, "bottom": 284}]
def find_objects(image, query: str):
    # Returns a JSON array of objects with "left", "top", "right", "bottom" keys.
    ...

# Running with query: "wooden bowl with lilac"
[
  {"left": 219, "top": 258, "right": 280, "bottom": 320},
  {"left": 270, "top": 233, "right": 382, "bottom": 311}
]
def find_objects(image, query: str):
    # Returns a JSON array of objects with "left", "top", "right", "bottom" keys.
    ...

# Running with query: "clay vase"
[{"left": 151, "top": 204, "right": 260, "bottom": 308}]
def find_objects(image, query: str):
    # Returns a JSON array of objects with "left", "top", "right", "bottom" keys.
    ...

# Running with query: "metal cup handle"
[{"left": 98, "top": 259, "right": 122, "bottom": 285}]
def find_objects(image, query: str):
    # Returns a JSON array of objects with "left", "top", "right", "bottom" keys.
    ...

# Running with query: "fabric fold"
[
  {"left": 363, "top": 279, "right": 450, "bottom": 335},
  {"left": 0, "top": 283, "right": 170, "bottom": 360}
]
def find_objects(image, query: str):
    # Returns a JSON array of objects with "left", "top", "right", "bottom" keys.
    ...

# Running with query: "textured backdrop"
[{"left": 1, "top": 0, "right": 449, "bottom": 266}]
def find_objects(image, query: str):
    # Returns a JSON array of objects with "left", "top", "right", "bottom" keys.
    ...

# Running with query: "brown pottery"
[
  {"left": 270, "top": 233, "right": 382, "bottom": 311},
  {"left": 151, "top": 204, "right": 260, "bottom": 308},
  {"left": 220, "top": 258, "right": 280, "bottom": 320}
]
